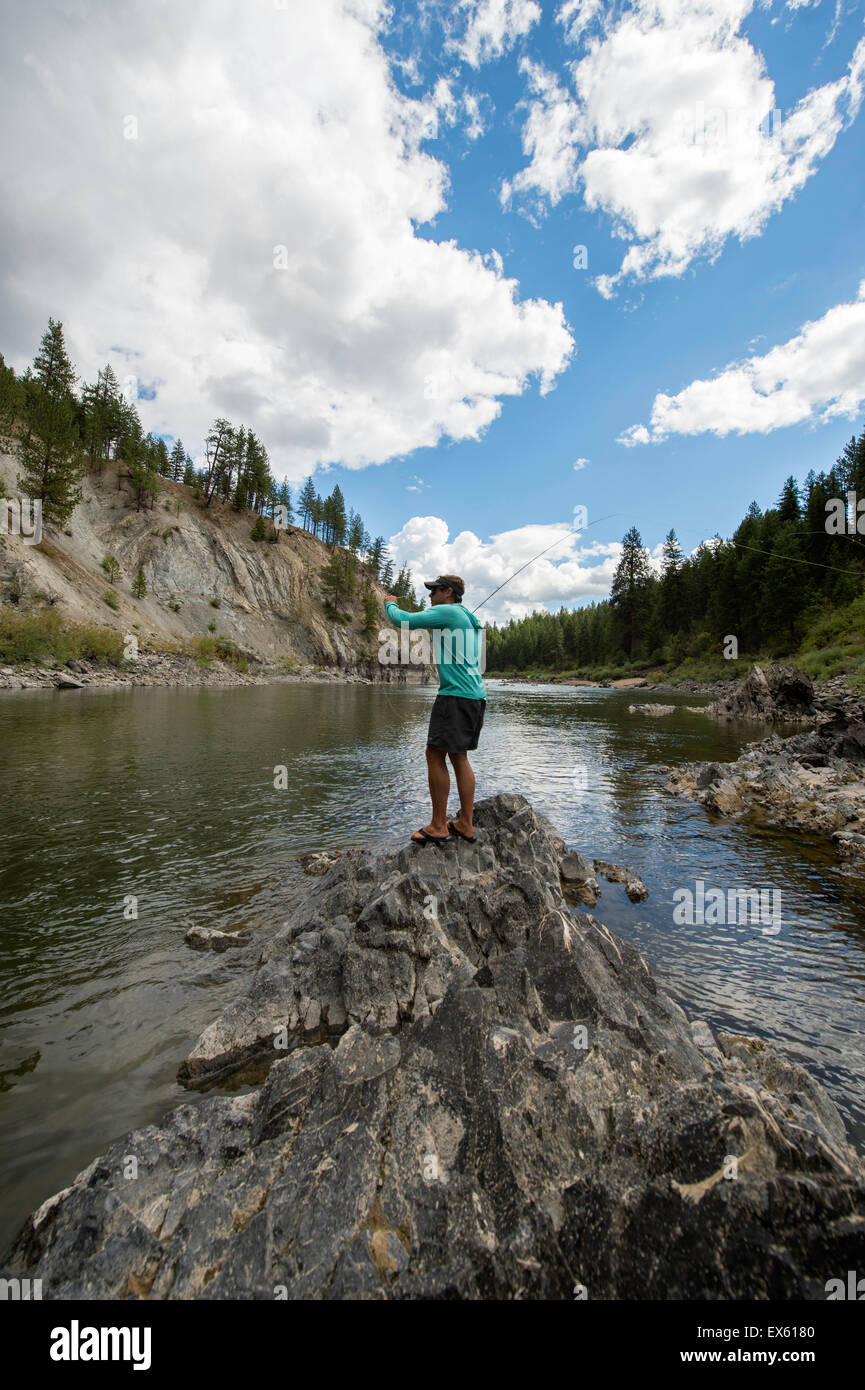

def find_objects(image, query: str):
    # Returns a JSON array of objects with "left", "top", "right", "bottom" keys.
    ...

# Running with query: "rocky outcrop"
[
  {"left": 667, "top": 713, "right": 865, "bottom": 874},
  {"left": 6, "top": 795, "right": 864, "bottom": 1299},
  {"left": 630, "top": 667, "right": 817, "bottom": 725},
  {"left": 703, "top": 664, "right": 815, "bottom": 722}
]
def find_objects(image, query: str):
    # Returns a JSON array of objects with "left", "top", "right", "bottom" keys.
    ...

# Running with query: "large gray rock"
[
  {"left": 5, "top": 795, "right": 864, "bottom": 1299},
  {"left": 668, "top": 714, "right": 865, "bottom": 874},
  {"left": 704, "top": 664, "right": 814, "bottom": 722}
]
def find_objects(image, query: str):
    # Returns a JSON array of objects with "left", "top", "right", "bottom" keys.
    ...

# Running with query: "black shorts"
[{"left": 427, "top": 694, "right": 486, "bottom": 753}]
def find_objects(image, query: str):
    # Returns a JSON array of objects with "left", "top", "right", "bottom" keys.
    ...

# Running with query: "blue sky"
[
  {"left": 344, "top": 0, "right": 865, "bottom": 610},
  {"left": 2, "top": 0, "right": 864, "bottom": 620}
]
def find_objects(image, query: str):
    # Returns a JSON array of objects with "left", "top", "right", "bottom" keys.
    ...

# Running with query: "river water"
[{"left": 1, "top": 679, "right": 864, "bottom": 1254}]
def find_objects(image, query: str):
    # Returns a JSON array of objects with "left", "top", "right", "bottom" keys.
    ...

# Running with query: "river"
[{"left": 1, "top": 678, "right": 864, "bottom": 1254}]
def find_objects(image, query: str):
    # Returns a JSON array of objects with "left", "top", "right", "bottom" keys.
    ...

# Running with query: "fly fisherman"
[{"left": 385, "top": 574, "right": 486, "bottom": 846}]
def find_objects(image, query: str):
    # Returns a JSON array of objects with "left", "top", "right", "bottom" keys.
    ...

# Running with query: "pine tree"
[
  {"left": 366, "top": 536, "right": 385, "bottom": 578},
  {"left": 0, "top": 352, "right": 23, "bottom": 435},
  {"left": 321, "top": 550, "right": 356, "bottom": 614},
  {"left": 169, "top": 438, "right": 186, "bottom": 481},
  {"left": 16, "top": 318, "right": 83, "bottom": 527},
  {"left": 610, "top": 526, "right": 652, "bottom": 656},
  {"left": 243, "top": 431, "right": 272, "bottom": 513},
  {"left": 777, "top": 475, "right": 801, "bottom": 523},
  {"left": 132, "top": 566, "right": 147, "bottom": 598},
  {"left": 362, "top": 585, "right": 379, "bottom": 635},
  {"left": 661, "top": 528, "right": 683, "bottom": 574},
  {"left": 153, "top": 437, "right": 171, "bottom": 478},
  {"left": 101, "top": 554, "right": 121, "bottom": 584},
  {"left": 298, "top": 478, "right": 317, "bottom": 530},
  {"left": 183, "top": 453, "right": 196, "bottom": 487},
  {"left": 81, "top": 363, "right": 123, "bottom": 472},
  {"left": 325, "top": 485, "right": 347, "bottom": 548},
  {"left": 839, "top": 427, "right": 865, "bottom": 496},
  {"left": 128, "top": 454, "right": 159, "bottom": 510},
  {"left": 760, "top": 521, "right": 805, "bottom": 645},
  {"left": 202, "top": 418, "right": 234, "bottom": 505},
  {"left": 221, "top": 424, "right": 246, "bottom": 503}
]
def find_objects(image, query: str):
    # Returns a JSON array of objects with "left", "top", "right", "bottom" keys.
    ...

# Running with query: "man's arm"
[{"left": 384, "top": 599, "right": 459, "bottom": 630}]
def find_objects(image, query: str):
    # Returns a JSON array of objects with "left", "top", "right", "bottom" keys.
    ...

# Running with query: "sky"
[{"left": 1, "top": 0, "right": 864, "bottom": 623}]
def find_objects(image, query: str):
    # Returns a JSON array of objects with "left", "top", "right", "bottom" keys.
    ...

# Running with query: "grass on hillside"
[
  {"left": 0, "top": 608, "right": 125, "bottom": 666},
  {"left": 0, "top": 607, "right": 255, "bottom": 675},
  {"left": 190, "top": 635, "right": 251, "bottom": 673}
]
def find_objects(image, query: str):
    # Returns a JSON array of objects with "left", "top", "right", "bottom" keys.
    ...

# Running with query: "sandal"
[
  {"left": 410, "top": 829, "right": 450, "bottom": 845},
  {"left": 448, "top": 820, "right": 476, "bottom": 843}
]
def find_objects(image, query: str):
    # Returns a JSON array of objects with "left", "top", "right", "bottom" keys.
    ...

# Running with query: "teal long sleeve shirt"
[{"left": 384, "top": 600, "right": 487, "bottom": 700}]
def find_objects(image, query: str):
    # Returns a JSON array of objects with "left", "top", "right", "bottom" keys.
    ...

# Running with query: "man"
[{"left": 385, "top": 574, "right": 486, "bottom": 846}]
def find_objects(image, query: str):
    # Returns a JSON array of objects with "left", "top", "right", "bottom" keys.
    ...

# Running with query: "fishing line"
[
  {"left": 728, "top": 539, "right": 864, "bottom": 577},
  {"left": 472, "top": 513, "right": 619, "bottom": 614},
  {"left": 376, "top": 511, "right": 617, "bottom": 728},
  {"left": 659, "top": 529, "right": 865, "bottom": 578}
]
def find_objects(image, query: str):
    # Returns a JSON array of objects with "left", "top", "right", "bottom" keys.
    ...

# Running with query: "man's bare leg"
[
  {"left": 448, "top": 751, "right": 475, "bottom": 837},
  {"left": 412, "top": 745, "right": 450, "bottom": 840}
]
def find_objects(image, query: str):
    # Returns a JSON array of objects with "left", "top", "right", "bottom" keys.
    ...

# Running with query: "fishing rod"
[{"left": 472, "top": 512, "right": 619, "bottom": 614}]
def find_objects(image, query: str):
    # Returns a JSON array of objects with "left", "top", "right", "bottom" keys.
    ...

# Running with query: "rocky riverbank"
[
  {"left": 631, "top": 664, "right": 865, "bottom": 723},
  {"left": 6, "top": 794, "right": 863, "bottom": 1300},
  {"left": 0, "top": 652, "right": 429, "bottom": 691},
  {"left": 666, "top": 712, "right": 865, "bottom": 877}
]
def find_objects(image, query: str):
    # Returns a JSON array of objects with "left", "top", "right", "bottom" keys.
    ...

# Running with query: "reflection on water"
[{"left": 1, "top": 678, "right": 864, "bottom": 1251}]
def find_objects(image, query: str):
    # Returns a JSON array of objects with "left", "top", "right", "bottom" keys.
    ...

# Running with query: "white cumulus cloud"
[
  {"left": 454, "top": 0, "right": 542, "bottom": 69},
  {"left": 620, "top": 280, "right": 865, "bottom": 443},
  {"left": 504, "top": 0, "right": 865, "bottom": 294},
  {"left": 387, "top": 514, "right": 621, "bottom": 623},
  {"left": 0, "top": 0, "right": 572, "bottom": 481}
]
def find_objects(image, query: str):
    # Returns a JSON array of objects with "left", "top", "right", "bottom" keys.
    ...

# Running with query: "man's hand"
[{"left": 385, "top": 594, "right": 399, "bottom": 606}]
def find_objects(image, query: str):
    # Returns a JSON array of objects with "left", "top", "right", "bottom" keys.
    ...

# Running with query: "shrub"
[
  {"left": 193, "top": 636, "right": 217, "bottom": 665},
  {"left": 191, "top": 635, "right": 249, "bottom": 673},
  {"left": 0, "top": 608, "right": 124, "bottom": 666},
  {"left": 103, "top": 589, "right": 119, "bottom": 610}
]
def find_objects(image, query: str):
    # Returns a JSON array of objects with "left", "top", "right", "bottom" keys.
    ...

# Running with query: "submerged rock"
[
  {"left": 6, "top": 794, "right": 864, "bottom": 1299},
  {"left": 184, "top": 925, "right": 253, "bottom": 952},
  {"left": 593, "top": 859, "right": 650, "bottom": 903}
]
